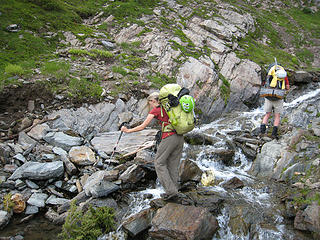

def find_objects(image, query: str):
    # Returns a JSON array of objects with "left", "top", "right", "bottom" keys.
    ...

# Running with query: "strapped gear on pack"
[
  {"left": 179, "top": 95, "right": 195, "bottom": 113},
  {"left": 159, "top": 84, "right": 195, "bottom": 135},
  {"left": 260, "top": 58, "right": 286, "bottom": 100}
]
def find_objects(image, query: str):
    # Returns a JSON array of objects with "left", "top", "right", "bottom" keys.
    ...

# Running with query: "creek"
[{"left": 1, "top": 85, "right": 319, "bottom": 240}]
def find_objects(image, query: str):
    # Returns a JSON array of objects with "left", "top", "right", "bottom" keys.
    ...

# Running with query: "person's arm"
[{"left": 121, "top": 114, "right": 155, "bottom": 133}]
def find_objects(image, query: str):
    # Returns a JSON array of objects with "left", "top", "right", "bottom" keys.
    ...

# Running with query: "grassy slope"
[{"left": 0, "top": 0, "right": 106, "bottom": 73}]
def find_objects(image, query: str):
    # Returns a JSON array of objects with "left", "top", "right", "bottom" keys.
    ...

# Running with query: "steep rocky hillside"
[{"left": 0, "top": 0, "right": 319, "bottom": 123}]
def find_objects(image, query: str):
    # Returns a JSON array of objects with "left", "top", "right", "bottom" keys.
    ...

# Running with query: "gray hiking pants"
[{"left": 154, "top": 133, "right": 184, "bottom": 195}]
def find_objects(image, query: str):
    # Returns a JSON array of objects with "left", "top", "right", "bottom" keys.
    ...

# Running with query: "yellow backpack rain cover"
[{"left": 159, "top": 84, "right": 195, "bottom": 135}]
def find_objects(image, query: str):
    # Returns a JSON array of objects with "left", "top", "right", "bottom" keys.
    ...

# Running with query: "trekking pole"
[{"left": 109, "top": 122, "right": 128, "bottom": 160}]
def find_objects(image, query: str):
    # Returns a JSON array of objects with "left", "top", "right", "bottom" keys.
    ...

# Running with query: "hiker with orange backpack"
[
  {"left": 260, "top": 60, "right": 290, "bottom": 139},
  {"left": 121, "top": 84, "right": 195, "bottom": 202}
]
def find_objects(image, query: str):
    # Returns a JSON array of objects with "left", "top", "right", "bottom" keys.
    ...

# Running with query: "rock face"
[{"left": 149, "top": 203, "right": 218, "bottom": 240}]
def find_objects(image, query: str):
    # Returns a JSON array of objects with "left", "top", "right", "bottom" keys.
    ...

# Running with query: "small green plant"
[
  {"left": 68, "top": 49, "right": 113, "bottom": 59},
  {"left": 147, "top": 72, "right": 176, "bottom": 89},
  {"left": 4, "top": 64, "right": 24, "bottom": 77},
  {"left": 68, "top": 77, "right": 103, "bottom": 99},
  {"left": 112, "top": 66, "right": 128, "bottom": 76},
  {"left": 41, "top": 61, "right": 70, "bottom": 80},
  {"left": 219, "top": 74, "right": 230, "bottom": 104},
  {"left": 59, "top": 200, "right": 116, "bottom": 240},
  {"left": 3, "top": 193, "right": 14, "bottom": 212}
]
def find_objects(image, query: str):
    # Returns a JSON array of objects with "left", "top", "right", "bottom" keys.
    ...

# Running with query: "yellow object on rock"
[
  {"left": 11, "top": 193, "right": 26, "bottom": 214},
  {"left": 201, "top": 170, "right": 215, "bottom": 186}
]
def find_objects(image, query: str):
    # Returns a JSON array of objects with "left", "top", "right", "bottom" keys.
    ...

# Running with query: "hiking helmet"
[
  {"left": 276, "top": 69, "right": 287, "bottom": 78},
  {"left": 179, "top": 95, "right": 195, "bottom": 113}
]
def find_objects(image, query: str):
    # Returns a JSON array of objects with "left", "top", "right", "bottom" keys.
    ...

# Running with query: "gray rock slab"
[
  {"left": 83, "top": 170, "right": 119, "bottom": 198},
  {"left": 43, "top": 132, "right": 83, "bottom": 151},
  {"left": 91, "top": 129, "right": 157, "bottom": 155},
  {"left": 46, "top": 195, "right": 69, "bottom": 205},
  {"left": 25, "top": 205, "right": 39, "bottom": 215},
  {"left": 27, "top": 193, "right": 48, "bottom": 208},
  {"left": 9, "top": 161, "right": 64, "bottom": 180}
]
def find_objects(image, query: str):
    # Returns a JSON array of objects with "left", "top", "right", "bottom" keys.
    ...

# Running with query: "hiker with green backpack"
[{"left": 121, "top": 84, "right": 195, "bottom": 202}]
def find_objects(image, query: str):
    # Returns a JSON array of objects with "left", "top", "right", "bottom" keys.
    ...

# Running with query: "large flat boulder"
[{"left": 149, "top": 203, "right": 218, "bottom": 240}]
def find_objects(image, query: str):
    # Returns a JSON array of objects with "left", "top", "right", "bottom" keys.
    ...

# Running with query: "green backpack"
[{"left": 159, "top": 84, "right": 195, "bottom": 135}]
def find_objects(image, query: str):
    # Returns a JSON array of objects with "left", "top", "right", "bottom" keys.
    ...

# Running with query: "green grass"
[
  {"left": 69, "top": 48, "right": 114, "bottom": 59},
  {"left": 0, "top": 0, "right": 107, "bottom": 79},
  {"left": 41, "top": 61, "right": 70, "bottom": 81},
  {"left": 146, "top": 73, "right": 176, "bottom": 89},
  {"left": 103, "top": 0, "right": 161, "bottom": 25}
]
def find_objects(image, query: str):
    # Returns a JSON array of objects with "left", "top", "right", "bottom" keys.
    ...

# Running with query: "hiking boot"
[{"left": 271, "top": 126, "right": 279, "bottom": 140}]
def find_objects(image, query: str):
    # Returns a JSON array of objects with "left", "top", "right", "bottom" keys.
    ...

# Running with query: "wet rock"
[
  {"left": 250, "top": 139, "right": 286, "bottom": 178},
  {"left": 9, "top": 161, "right": 64, "bottom": 180},
  {"left": 69, "top": 146, "right": 96, "bottom": 165},
  {"left": 188, "top": 191, "right": 224, "bottom": 214},
  {"left": 133, "top": 149, "right": 154, "bottom": 167},
  {"left": 184, "top": 132, "right": 218, "bottom": 145},
  {"left": 27, "top": 192, "right": 48, "bottom": 208},
  {"left": 43, "top": 132, "right": 83, "bottom": 151},
  {"left": 221, "top": 177, "right": 244, "bottom": 189},
  {"left": 179, "top": 159, "right": 202, "bottom": 183},
  {"left": 204, "top": 148, "right": 235, "bottom": 166},
  {"left": 122, "top": 208, "right": 155, "bottom": 237},
  {"left": 150, "top": 203, "right": 218, "bottom": 240},
  {"left": 119, "top": 164, "right": 145, "bottom": 184},
  {"left": 83, "top": 170, "right": 119, "bottom": 198}
]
